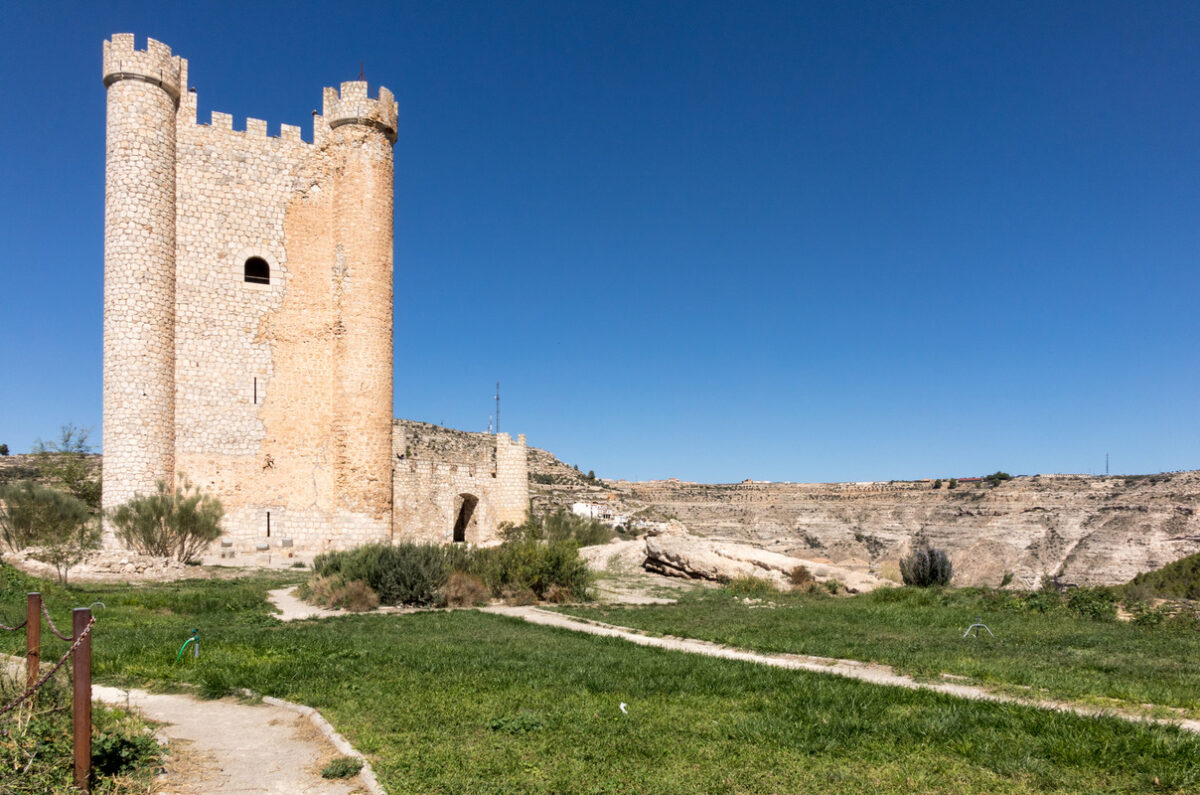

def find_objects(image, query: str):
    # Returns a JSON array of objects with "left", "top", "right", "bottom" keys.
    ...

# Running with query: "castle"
[{"left": 100, "top": 35, "right": 528, "bottom": 552}]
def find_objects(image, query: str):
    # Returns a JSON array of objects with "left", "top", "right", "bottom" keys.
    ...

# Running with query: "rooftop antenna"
[
  {"left": 494, "top": 382, "right": 500, "bottom": 435},
  {"left": 359, "top": 61, "right": 365, "bottom": 81}
]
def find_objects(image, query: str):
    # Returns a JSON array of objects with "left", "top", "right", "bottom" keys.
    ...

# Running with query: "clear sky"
[{"left": 1, "top": 1, "right": 1197, "bottom": 483}]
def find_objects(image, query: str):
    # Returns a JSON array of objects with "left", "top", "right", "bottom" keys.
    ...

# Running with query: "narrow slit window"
[
  {"left": 253, "top": 377, "right": 257, "bottom": 404},
  {"left": 267, "top": 511, "right": 271, "bottom": 538},
  {"left": 244, "top": 256, "right": 270, "bottom": 285}
]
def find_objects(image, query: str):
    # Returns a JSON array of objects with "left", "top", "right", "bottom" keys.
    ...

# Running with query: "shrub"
[
  {"left": 321, "top": 756, "right": 364, "bottom": 779},
  {"left": 109, "top": 478, "right": 223, "bottom": 562},
  {"left": 502, "top": 509, "right": 614, "bottom": 547},
  {"left": 32, "top": 423, "right": 101, "bottom": 511},
  {"left": 1066, "top": 588, "right": 1117, "bottom": 621},
  {"left": 985, "top": 471, "right": 1013, "bottom": 486},
  {"left": 932, "top": 478, "right": 943, "bottom": 489},
  {"left": 309, "top": 539, "right": 591, "bottom": 606},
  {"left": 947, "top": 478, "right": 958, "bottom": 489},
  {"left": 479, "top": 539, "right": 591, "bottom": 600},
  {"left": 0, "top": 481, "right": 98, "bottom": 583},
  {"left": 789, "top": 565, "right": 814, "bottom": 588},
  {"left": 330, "top": 579, "right": 380, "bottom": 612},
  {"left": 725, "top": 575, "right": 777, "bottom": 598},
  {"left": 823, "top": 578, "right": 843, "bottom": 595},
  {"left": 443, "top": 571, "right": 490, "bottom": 607},
  {"left": 900, "top": 545, "right": 953, "bottom": 587},
  {"left": 500, "top": 586, "right": 537, "bottom": 605},
  {"left": 1122, "top": 551, "right": 1200, "bottom": 600}
]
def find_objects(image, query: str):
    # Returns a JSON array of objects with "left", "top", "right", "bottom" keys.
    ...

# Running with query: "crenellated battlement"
[
  {"left": 201, "top": 110, "right": 309, "bottom": 144},
  {"left": 323, "top": 81, "right": 398, "bottom": 142},
  {"left": 102, "top": 34, "right": 184, "bottom": 105}
]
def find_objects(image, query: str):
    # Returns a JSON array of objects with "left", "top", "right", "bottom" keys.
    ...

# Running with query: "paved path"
[
  {"left": 482, "top": 605, "right": 1200, "bottom": 735},
  {"left": 92, "top": 686, "right": 375, "bottom": 794}
]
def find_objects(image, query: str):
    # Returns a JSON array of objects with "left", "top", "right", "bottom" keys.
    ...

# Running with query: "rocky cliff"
[{"left": 530, "top": 469, "right": 1200, "bottom": 588}]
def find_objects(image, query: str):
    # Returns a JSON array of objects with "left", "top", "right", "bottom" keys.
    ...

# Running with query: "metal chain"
[
  {"left": 41, "top": 602, "right": 74, "bottom": 641},
  {"left": 0, "top": 619, "right": 28, "bottom": 632},
  {"left": 0, "top": 617, "right": 94, "bottom": 721}
]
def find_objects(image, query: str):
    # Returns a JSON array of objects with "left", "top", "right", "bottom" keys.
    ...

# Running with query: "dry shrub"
[
  {"left": 305, "top": 575, "right": 341, "bottom": 607},
  {"left": 789, "top": 565, "right": 813, "bottom": 588},
  {"left": 501, "top": 586, "right": 537, "bottom": 606},
  {"left": 544, "top": 584, "right": 574, "bottom": 604},
  {"left": 443, "top": 571, "right": 490, "bottom": 607},
  {"left": 330, "top": 579, "right": 380, "bottom": 612},
  {"left": 879, "top": 561, "right": 903, "bottom": 584}
]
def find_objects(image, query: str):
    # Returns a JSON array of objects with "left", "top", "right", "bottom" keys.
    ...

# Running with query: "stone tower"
[
  {"left": 100, "top": 35, "right": 526, "bottom": 552},
  {"left": 101, "top": 35, "right": 183, "bottom": 514}
]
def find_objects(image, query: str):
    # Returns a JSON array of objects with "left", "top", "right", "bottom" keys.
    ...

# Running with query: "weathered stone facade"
[{"left": 101, "top": 35, "right": 527, "bottom": 552}]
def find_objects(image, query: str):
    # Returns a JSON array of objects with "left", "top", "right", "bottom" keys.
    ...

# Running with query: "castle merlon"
[
  {"left": 102, "top": 34, "right": 183, "bottom": 104},
  {"left": 323, "top": 81, "right": 399, "bottom": 142}
]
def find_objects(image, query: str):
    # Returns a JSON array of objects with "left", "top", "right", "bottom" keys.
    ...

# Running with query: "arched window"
[{"left": 244, "top": 257, "right": 270, "bottom": 285}]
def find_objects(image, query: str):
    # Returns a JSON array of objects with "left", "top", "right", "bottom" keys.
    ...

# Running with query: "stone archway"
[{"left": 452, "top": 493, "right": 479, "bottom": 543}]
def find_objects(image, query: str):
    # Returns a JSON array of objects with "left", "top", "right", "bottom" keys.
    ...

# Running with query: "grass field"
[
  {"left": 561, "top": 585, "right": 1200, "bottom": 713},
  {"left": 3, "top": 568, "right": 1200, "bottom": 793}
]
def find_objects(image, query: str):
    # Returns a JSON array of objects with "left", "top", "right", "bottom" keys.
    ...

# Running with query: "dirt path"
[
  {"left": 482, "top": 605, "right": 1200, "bottom": 736},
  {"left": 92, "top": 686, "right": 378, "bottom": 794}
]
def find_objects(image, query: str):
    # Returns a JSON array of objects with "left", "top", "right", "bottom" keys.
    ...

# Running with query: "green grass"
[
  {"left": 3, "top": 568, "right": 1200, "bottom": 793},
  {"left": 560, "top": 586, "right": 1200, "bottom": 712}
]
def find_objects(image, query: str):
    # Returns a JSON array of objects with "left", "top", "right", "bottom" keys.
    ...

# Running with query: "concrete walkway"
[
  {"left": 92, "top": 686, "right": 380, "bottom": 794},
  {"left": 482, "top": 605, "right": 1200, "bottom": 735}
]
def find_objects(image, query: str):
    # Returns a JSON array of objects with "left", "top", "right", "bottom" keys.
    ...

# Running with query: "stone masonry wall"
[
  {"left": 101, "top": 35, "right": 180, "bottom": 521},
  {"left": 103, "top": 35, "right": 528, "bottom": 554},
  {"left": 392, "top": 424, "right": 529, "bottom": 544}
]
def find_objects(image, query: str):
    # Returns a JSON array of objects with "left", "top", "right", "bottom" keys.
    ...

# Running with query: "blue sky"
[{"left": 1, "top": 1, "right": 1197, "bottom": 482}]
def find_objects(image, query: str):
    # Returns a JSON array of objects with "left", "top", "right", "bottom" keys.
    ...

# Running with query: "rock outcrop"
[
  {"left": 642, "top": 524, "right": 887, "bottom": 593},
  {"left": 532, "top": 466, "right": 1200, "bottom": 588}
]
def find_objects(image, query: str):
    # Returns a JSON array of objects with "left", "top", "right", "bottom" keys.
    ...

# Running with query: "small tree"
[
  {"left": 33, "top": 424, "right": 101, "bottom": 512},
  {"left": 0, "top": 443, "right": 9, "bottom": 456},
  {"left": 947, "top": 478, "right": 958, "bottom": 489},
  {"left": 0, "top": 481, "right": 99, "bottom": 583},
  {"left": 109, "top": 478, "right": 224, "bottom": 563},
  {"left": 900, "top": 544, "right": 953, "bottom": 587},
  {"left": 985, "top": 471, "right": 1013, "bottom": 487},
  {"left": 932, "top": 478, "right": 943, "bottom": 489}
]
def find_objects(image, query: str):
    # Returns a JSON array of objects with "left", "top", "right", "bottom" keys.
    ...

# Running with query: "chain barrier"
[
  {"left": 0, "top": 618, "right": 28, "bottom": 632},
  {"left": 41, "top": 601, "right": 74, "bottom": 641},
  {"left": 0, "top": 617, "right": 94, "bottom": 721}
]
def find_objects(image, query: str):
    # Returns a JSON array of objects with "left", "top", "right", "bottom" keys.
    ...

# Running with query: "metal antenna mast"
[
  {"left": 1106, "top": 452, "right": 1109, "bottom": 476},
  {"left": 494, "top": 382, "right": 500, "bottom": 435}
]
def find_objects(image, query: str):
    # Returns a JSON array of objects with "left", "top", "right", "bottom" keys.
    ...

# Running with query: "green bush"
[
  {"left": 502, "top": 509, "right": 613, "bottom": 547},
  {"left": 310, "top": 539, "right": 591, "bottom": 607},
  {"left": 725, "top": 575, "right": 777, "bottom": 598},
  {"left": 1122, "top": 551, "right": 1200, "bottom": 600},
  {"left": 985, "top": 471, "right": 1013, "bottom": 486},
  {"left": 1066, "top": 587, "right": 1117, "bottom": 621},
  {"left": 0, "top": 480, "right": 99, "bottom": 583},
  {"left": 900, "top": 545, "right": 953, "bottom": 587},
  {"left": 108, "top": 478, "right": 223, "bottom": 562}
]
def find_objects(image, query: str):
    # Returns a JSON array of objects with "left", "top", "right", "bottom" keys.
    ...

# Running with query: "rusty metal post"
[
  {"left": 73, "top": 607, "right": 92, "bottom": 794},
  {"left": 26, "top": 592, "right": 40, "bottom": 690}
]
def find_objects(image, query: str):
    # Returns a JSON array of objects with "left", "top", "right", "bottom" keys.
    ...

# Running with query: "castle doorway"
[{"left": 452, "top": 494, "right": 479, "bottom": 543}]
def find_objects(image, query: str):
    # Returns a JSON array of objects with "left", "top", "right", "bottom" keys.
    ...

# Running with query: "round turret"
[
  {"left": 323, "top": 81, "right": 399, "bottom": 142},
  {"left": 325, "top": 81, "right": 397, "bottom": 539},
  {"left": 101, "top": 34, "right": 180, "bottom": 519}
]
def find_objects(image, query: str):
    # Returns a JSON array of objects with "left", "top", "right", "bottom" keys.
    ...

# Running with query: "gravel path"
[
  {"left": 92, "top": 686, "right": 377, "bottom": 794},
  {"left": 482, "top": 605, "right": 1200, "bottom": 735}
]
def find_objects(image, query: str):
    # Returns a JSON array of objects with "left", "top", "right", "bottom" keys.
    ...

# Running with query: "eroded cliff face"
[{"left": 531, "top": 468, "right": 1200, "bottom": 587}]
